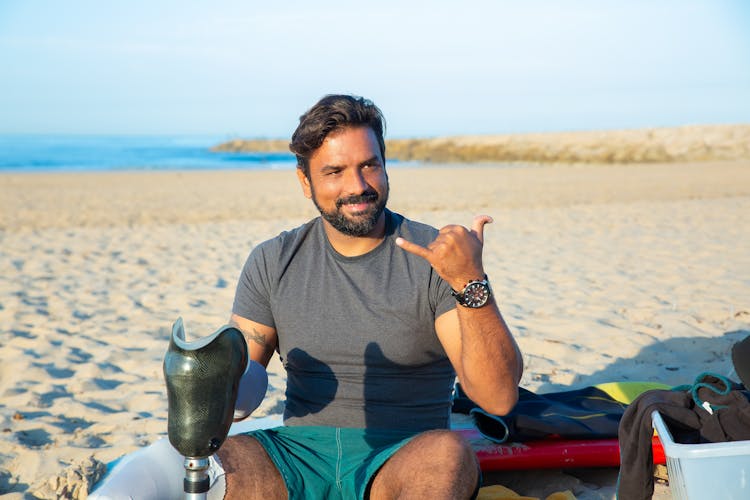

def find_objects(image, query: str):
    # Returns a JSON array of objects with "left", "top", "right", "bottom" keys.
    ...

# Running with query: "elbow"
[
  {"left": 460, "top": 357, "right": 523, "bottom": 416},
  {"left": 482, "top": 363, "right": 523, "bottom": 416},
  {"left": 464, "top": 383, "right": 518, "bottom": 416},
  {"left": 479, "top": 386, "right": 519, "bottom": 416}
]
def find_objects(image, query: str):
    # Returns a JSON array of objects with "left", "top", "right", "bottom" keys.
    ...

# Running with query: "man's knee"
[
  {"left": 370, "top": 430, "right": 478, "bottom": 499},
  {"left": 419, "top": 430, "right": 477, "bottom": 471},
  {"left": 417, "top": 432, "right": 479, "bottom": 498}
]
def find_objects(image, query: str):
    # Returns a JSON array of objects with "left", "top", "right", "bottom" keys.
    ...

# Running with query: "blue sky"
[{"left": 0, "top": 0, "right": 748, "bottom": 137}]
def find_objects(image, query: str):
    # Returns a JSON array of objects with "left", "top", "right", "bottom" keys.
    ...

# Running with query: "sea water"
[{"left": 0, "top": 134, "right": 297, "bottom": 172}]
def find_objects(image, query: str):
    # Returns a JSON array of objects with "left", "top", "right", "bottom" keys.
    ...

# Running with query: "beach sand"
[{"left": 2, "top": 161, "right": 749, "bottom": 498}]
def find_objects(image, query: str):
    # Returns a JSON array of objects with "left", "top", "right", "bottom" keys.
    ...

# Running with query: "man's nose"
[{"left": 343, "top": 168, "right": 368, "bottom": 194}]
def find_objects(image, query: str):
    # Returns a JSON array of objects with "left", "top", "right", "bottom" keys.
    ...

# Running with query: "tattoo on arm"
[
  {"left": 230, "top": 318, "right": 274, "bottom": 357},
  {"left": 247, "top": 328, "right": 267, "bottom": 348}
]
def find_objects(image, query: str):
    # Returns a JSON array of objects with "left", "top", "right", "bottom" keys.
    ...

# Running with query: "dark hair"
[{"left": 289, "top": 94, "right": 386, "bottom": 177}]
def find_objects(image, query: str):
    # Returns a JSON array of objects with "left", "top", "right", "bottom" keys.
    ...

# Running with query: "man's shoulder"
[
  {"left": 255, "top": 217, "right": 322, "bottom": 254},
  {"left": 388, "top": 210, "right": 439, "bottom": 246},
  {"left": 243, "top": 217, "right": 323, "bottom": 279}
]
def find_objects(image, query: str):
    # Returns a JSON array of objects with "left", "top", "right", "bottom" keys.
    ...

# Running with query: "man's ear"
[{"left": 296, "top": 168, "right": 312, "bottom": 199}]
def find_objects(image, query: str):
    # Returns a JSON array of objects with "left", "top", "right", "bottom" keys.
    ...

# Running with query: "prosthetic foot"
[{"left": 163, "top": 317, "right": 247, "bottom": 498}]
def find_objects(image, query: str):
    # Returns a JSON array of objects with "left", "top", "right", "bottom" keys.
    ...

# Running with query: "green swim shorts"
[{"left": 246, "top": 426, "right": 420, "bottom": 499}]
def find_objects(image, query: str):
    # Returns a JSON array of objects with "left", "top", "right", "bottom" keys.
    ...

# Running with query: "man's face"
[{"left": 297, "top": 126, "right": 389, "bottom": 237}]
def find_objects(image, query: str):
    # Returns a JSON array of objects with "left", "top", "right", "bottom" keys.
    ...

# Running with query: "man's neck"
[{"left": 321, "top": 213, "right": 387, "bottom": 257}]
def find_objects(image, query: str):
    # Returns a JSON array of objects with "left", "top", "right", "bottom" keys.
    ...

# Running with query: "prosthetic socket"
[{"left": 163, "top": 317, "right": 248, "bottom": 458}]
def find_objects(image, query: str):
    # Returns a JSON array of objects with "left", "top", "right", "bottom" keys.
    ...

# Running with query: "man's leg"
[
  {"left": 218, "top": 434, "right": 289, "bottom": 500},
  {"left": 368, "top": 430, "right": 479, "bottom": 500}
]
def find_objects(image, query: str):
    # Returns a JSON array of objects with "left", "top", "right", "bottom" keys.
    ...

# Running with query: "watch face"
[{"left": 462, "top": 282, "right": 490, "bottom": 308}]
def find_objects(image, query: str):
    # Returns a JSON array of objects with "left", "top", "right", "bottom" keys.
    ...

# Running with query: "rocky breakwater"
[{"left": 212, "top": 124, "right": 750, "bottom": 164}]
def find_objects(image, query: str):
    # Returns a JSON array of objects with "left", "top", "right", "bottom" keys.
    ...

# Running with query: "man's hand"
[{"left": 395, "top": 215, "right": 493, "bottom": 290}]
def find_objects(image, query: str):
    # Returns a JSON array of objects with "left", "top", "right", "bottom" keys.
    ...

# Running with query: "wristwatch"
[{"left": 451, "top": 275, "right": 492, "bottom": 308}]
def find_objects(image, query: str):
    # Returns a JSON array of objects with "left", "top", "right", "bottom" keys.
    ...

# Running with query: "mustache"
[{"left": 335, "top": 190, "right": 378, "bottom": 208}]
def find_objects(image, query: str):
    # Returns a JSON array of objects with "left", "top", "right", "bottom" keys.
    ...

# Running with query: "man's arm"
[
  {"left": 228, "top": 313, "right": 278, "bottom": 368},
  {"left": 396, "top": 215, "right": 522, "bottom": 416},
  {"left": 435, "top": 301, "right": 522, "bottom": 415}
]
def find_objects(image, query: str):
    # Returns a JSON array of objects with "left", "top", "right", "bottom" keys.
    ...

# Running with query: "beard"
[{"left": 311, "top": 182, "right": 389, "bottom": 237}]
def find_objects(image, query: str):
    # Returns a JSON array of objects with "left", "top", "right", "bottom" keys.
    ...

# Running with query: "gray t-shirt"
[{"left": 233, "top": 209, "right": 457, "bottom": 431}]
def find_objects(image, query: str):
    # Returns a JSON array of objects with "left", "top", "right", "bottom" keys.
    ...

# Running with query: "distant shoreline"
[{"left": 212, "top": 124, "right": 750, "bottom": 164}]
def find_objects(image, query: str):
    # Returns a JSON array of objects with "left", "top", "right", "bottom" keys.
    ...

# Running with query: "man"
[{"left": 219, "top": 94, "right": 522, "bottom": 499}]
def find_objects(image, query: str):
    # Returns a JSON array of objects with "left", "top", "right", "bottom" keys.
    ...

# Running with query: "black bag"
[{"left": 453, "top": 383, "right": 627, "bottom": 443}]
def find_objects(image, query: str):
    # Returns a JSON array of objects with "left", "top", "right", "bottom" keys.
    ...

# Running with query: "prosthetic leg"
[{"left": 163, "top": 317, "right": 248, "bottom": 499}]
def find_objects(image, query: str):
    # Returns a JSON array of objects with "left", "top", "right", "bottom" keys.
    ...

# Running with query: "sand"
[{"left": 1, "top": 161, "right": 749, "bottom": 499}]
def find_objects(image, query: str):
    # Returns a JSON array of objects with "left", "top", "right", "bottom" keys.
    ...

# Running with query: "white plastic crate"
[{"left": 652, "top": 411, "right": 750, "bottom": 500}]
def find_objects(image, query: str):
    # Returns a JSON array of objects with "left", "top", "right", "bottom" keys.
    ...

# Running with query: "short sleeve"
[
  {"left": 432, "top": 271, "right": 457, "bottom": 319},
  {"left": 232, "top": 242, "right": 276, "bottom": 328}
]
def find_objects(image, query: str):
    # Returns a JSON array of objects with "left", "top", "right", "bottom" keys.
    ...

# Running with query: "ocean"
[{"left": 0, "top": 135, "right": 297, "bottom": 172}]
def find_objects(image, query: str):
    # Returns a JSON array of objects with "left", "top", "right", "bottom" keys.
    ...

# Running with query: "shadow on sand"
[{"left": 535, "top": 329, "right": 750, "bottom": 394}]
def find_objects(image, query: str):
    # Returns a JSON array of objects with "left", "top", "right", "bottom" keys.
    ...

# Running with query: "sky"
[{"left": 0, "top": 0, "right": 748, "bottom": 138}]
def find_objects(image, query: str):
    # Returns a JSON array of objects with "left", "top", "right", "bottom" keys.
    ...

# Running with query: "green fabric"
[
  {"left": 246, "top": 426, "right": 419, "bottom": 500},
  {"left": 593, "top": 381, "right": 671, "bottom": 404}
]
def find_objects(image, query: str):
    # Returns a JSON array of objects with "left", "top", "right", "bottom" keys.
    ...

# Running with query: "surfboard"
[{"left": 457, "top": 427, "right": 665, "bottom": 470}]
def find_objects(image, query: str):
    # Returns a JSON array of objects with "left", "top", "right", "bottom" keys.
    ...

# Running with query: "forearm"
[{"left": 456, "top": 299, "right": 523, "bottom": 415}]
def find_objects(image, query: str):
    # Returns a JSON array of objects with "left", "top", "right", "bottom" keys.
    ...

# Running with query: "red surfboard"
[{"left": 456, "top": 427, "right": 665, "bottom": 470}]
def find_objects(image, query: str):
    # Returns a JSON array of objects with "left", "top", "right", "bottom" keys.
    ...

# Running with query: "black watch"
[{"left": 451, "top": 275, "right": 492, "bottom": 308}]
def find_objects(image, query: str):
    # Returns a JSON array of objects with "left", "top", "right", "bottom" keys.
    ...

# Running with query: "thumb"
[{"left": 471, "top": 215, "right": 494, "bottom": 244}]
